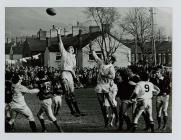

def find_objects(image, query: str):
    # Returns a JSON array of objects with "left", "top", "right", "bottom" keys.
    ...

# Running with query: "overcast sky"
[{"left": 5, "top": 7, "right": 172, "bottom": 38}]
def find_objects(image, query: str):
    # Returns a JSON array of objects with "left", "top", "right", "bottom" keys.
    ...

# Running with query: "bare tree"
[
  {"left": 85, "top": 7, "right": 120, "bottom": 61},
  {"left": 119, "top": 8, "right": 151, "bottom": 62}
]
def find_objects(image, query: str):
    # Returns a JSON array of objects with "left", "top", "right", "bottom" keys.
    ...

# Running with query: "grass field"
[{"left": 9, "top": 88, "right": 172, "bottom": 133}]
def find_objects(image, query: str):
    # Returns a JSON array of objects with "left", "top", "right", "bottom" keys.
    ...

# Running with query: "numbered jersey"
[
  {"left": 134, "top": 81, "right": 155, "bottom": 100},
  {"left": 37, "top": 79, "right": 53, "bottom": 100}
]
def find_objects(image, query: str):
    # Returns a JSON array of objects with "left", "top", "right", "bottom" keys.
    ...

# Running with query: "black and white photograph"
[{"left": 4, "top": 6, "right": 172, "bottom": 133}]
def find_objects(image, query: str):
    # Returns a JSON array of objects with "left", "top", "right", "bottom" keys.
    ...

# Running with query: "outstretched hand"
[{"left": 53, "top": 25, "right": 62, "bottom": 35}]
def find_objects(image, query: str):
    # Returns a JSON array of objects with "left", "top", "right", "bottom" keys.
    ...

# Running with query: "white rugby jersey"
[
  {"left": 11, "top": 83, "right": 39, "bottom": 107},
  {"left": 60, "top": 50, "right": 76, "bottom": 73},
  {"left": 59, "top": 36, "right": 76, "bottom": 75},
  {"left": 134, "top": 81, "right": 155, "bottom": 100},
  {"left": 92, "top": 51, "right": 115, "bottom": 84}
]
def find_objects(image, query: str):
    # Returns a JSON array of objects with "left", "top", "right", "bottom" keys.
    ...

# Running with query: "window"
[
  {"left": 56, "top": 53, "right": 61, "bottom": 61},
  {"left": 89, "top": 51, "right": 102, "bottom": 61}
]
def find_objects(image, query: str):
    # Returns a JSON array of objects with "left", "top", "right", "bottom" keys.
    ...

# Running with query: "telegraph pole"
[{"left": 150, "top": 7, "right": 157, "bottom": 66}]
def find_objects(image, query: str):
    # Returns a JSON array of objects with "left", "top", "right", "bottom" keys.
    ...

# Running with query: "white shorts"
[
  {"left": 156, "top": 95, "right": 169, "bottom": 116},
  {"left": 134, "top": 99, "right": 153, "bottom": 124},
  {"left": 62, "top": 71, "right": 74, "bottom": 93},
  {"left": 104, "top": 83, "right": 118, "bottom": 107},
  {"left": 10, "top": 103, "right": 34, "bottom": 121},
  {"left": 38, "top": 98, "right": 56, "bottom": 122},
  {"left": 95, "top": 83, "right": 110, "bottom": 93},
  {"left": 53, "top": 95, "right": 62, "bottom": 105}
]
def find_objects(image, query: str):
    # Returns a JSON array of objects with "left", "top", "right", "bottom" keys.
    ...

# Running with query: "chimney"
[
  {"left": 46, "top": 37, "right": 51, "bottom": 47},
  {"left": 72, "top": 26, "right": 80, "bottom": 36},
  {"left": 89, "top": 26, "right": 100, "bottom": 33},
  {"left": 102, "top": 24, "right": 110, "bottom": 33},
  {"left": 38, "top": 29, "right": 47, "bottom": 40}
]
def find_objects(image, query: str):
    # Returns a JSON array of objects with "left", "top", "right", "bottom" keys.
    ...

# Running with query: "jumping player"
[
  {"left": 131, "top": 72, "right": 160, "bottom": 133},
  {"left": 6, "top": 74, "right": 39, "bottom": 132},
  {"left": 91, "top": 49, "right": 118, "bottom": 127},
  {"left": 56, "top": 27, "right": 85, "bottom": 117},
  {"left": 36, "top": 71, "right": 63, "bottom": 132}
]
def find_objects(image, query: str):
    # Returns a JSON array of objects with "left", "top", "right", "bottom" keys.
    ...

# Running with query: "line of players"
[{"left": 92, "top": 50, "right": 171, "bottom": 132}]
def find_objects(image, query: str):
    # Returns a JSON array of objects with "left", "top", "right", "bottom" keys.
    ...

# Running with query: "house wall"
[
  {"left": 48, "top": 52, "right": 61, "bottom": 69},
  {"left": 13, "top": 54, "right": 22, "bottom": 60},
  {"left": 82, "top": 36, "right": 131, "bottom": 68},
  {"left": 44, "top": 47, "right": 50, "bottom": 67},
  {"left": 5, "top": 55, "right": 10, "bottom": 60}
]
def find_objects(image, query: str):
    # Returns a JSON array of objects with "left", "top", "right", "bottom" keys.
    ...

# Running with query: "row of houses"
[
  {"left": 5, "top": 27, "right": 131, "bottom": 68},
  {"left": 5, "top": 26, "right": 172, "bottom": 68}
]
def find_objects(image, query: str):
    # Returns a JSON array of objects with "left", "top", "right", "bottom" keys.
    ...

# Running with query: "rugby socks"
[
  {"left": 142, "top": 112, "right": 149, "bottom": 130},
  {"left": 112, "top": 107, "right": 118, "bottom": 125},
  {"left": 39, "top": 119, "right": 46, "bottom": 132},
  {"left": 72, "top": 101, "right": 81, "bottom": 114},
  {"left": 162, "top": 116, "right": 168, "bottom": 130},
  {"left": 149, "top": 121, "right": 155, "bottom": 133},
  {"left": 65, "top": 99, "right": 75, "bottom": 115},
  {"left": 132, "top": 123, "right": 137, "bottom": 132},
  {"left": 118, "top": 115, "right": 123, "bottom": 130},
  {"left": 124, "top": 115, "right": 131, "bottom": 130},
  {"left": 5, "top": 121, "right": 13, "bottom": 132},
  {"left": 103, "top": 106, "right": 108, "bottom": 127},
  {"left": 53, "top": 120, "right": 63, "bottom": 132},
  {"left": 29, "top": 121, "right": 37, "bottom": 132},
  {"left": 157, "top": 116, "right": 161, "bottom": 129}
]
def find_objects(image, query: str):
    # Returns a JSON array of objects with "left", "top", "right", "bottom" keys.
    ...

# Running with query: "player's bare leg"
[
  {"left": 147, "top": 107, "right": 154, "bottom": 133},
  {"left": 142, "top": 111, "right": 150, "bottom": 131},
  {"left": 162, "top": 95, "right": 169, "bottom": 131},
  {"left": 97, "top": 93, "right": 108, "bottom": 127},
  {"left": 132, "top": 109, "right": 144, "bottom": 132},
  {"left": 105, "top": 93, "right": 118, "bottom": 127},
  {"left": 37, "top": 108, "right": 47, "bottom": 132},
  {"left": 5, "top": 110, "right": 17, "bottom": 132},
  {"left": 156, "top": 100, "right": 163, "bottom": 130},
  {"left": 119, "top": 102, "right": 131, "bottom": 131}
]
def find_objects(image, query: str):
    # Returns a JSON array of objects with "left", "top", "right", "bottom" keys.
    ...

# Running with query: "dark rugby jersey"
[
  {"left": 37, "top": 79, "right": 53, "bottom": 100},
  {"left": 116, "top": 81, "right": 135, "bottom": 100},
  {"left": 129, "top": 75, "right": 140, "bottom": 83},
  {"left": 53, "top": 82, "right": 63, "bottom": 95},
  {"left": 153, "top": 77, "right": 171, "bottom": 96}
]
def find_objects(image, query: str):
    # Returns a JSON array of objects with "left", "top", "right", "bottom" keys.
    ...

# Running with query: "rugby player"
[
  {"left": 155, "top": 68, "right": 171, "bottom": 131},
  {"left": 131, "top": 72, "right": 160, "bottom": 132},
  {"left": 6, "top": 74, "right": 39, "bottom": 132},
  {"left": 36, "top": 71, "right": 63, "bottom": 132},
  {"left": 56, "top": 27, "right": 85, "bottom": 117},
  {"left": 91, "top": 49, "right": 118, "bottom": 127}
]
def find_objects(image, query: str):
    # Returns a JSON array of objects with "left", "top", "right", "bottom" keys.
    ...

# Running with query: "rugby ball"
[{"left": 46, "top": 8, "right": 56, "bottom": 16}]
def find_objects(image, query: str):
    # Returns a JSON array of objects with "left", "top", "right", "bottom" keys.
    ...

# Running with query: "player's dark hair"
[
  {"left": 141, "top": 72, "right": 149, "bottom": 81},
  {"left": 12, "top": 74, "right": 20, "bottom": 84},
  {"left": 110, "top": 56, "right": 116, "bottom": 64},
  {"left": 116, "top": 69, "right": 129, "bottom": 82}
]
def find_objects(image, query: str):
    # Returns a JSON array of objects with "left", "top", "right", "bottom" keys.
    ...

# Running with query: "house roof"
[
  {"left": 26, "top": 38, "right": 47, "bottom": 52},
  {"left": 124, "top": 41, "right": 172, "bottom": 54},
  {"left": 48, "top": 31, "right": 102, "bottom": 52},
  {"left": 5, "top": 43, "right": 23, "bottom": 55}
]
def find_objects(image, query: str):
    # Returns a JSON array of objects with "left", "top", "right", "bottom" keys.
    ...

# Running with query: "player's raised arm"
[
  {"left": 92, "top": 50, "right": 102, "bottom": 64},
  {"left": 56, "top": 27, "right": 66, "bottom": 55},
  {"left": 107, "top": 66, "right": 115, "bottom": 79}
]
